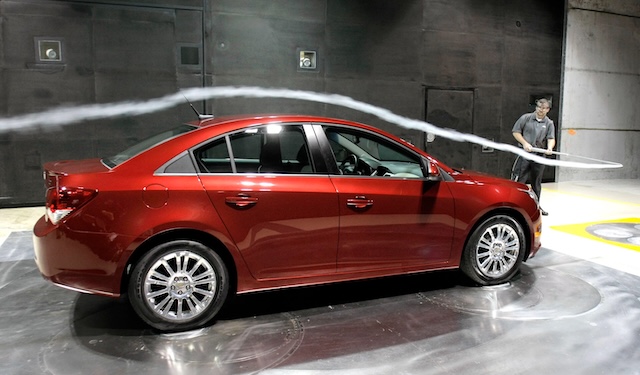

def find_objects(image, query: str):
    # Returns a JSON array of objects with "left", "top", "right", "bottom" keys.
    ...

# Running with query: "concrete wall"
[
  {"left": 559, "top": 0, "right": 640, "bottom": 180},
  {"left": 0, "top": 0, "right": 564, "bottom": 206}
]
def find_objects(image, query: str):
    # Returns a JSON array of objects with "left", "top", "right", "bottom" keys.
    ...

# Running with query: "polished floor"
[{"left": 1, "top": 179, "right": 639, "bottom": 375}]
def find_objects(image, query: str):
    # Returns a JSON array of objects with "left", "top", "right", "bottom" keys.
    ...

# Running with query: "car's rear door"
[
  {"left": 319, "top": 125, "right": 456, "bottom": 273},
  {"left": 195, "top": 123, "right": 339, "bottom": 280}
]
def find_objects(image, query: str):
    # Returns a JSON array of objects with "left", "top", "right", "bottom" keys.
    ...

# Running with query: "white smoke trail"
[{"left": 0, "top": 86, "right": 622, "bottom": 169}]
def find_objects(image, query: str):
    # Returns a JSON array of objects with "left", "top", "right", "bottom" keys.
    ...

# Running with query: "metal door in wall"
[{"left": 425, "top": 89, "right": 474, "bottom": 170}]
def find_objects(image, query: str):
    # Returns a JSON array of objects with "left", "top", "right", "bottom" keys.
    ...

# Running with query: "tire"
[
  {"left": 460, "top": 215, "right": 526, "bottom": 286},
  {"left": 128, "top": 240, "right": 229, "bottom": 331}
]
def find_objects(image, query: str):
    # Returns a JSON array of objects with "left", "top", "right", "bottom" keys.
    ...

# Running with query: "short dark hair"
[{"left": 536, "top": 98, "right": 551, "bottom": 109}]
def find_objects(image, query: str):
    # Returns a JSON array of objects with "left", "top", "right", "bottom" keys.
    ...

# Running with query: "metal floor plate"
[{"left": 2, "top": 234, "right": 640, "bottom": 375}]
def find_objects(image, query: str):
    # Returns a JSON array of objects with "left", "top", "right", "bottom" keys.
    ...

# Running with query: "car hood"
[{"left": 451, "top": 169, "right": 525, "bottom": 189}]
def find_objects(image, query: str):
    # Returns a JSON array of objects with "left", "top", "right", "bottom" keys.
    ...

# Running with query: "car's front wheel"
[
  {"left": 128, "top": 240, "right": 229, "bottom": 331},
  {"left": 460, "top": 215, "right": 526, "bottom": 285}
]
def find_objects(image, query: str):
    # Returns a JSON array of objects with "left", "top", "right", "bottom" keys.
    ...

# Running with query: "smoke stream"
[{"left": 0, "top": 86, "right": 622, "bottom": 169}]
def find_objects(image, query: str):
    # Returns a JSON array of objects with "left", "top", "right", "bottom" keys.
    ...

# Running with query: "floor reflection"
[
  {"left": 43, "top": 295, "right": 305, "bottom": 374},
  {"left": 1, "top": 248, "right": 639, "bottom": 375},
  {"left": 423, "top": 265, "right": 602, "bottom": 320}
]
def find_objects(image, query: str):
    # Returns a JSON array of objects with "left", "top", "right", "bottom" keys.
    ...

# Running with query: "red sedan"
[{"left": 33, "top": 114, "right": 542, "bottom": 331}]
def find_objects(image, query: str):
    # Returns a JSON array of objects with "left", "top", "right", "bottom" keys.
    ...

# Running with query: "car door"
[
  {"left": 320, "top": 126, "right": 456, "bottom": 273},
  {"left": 195, "top": 123, "right": 339, "bottom": 280}
]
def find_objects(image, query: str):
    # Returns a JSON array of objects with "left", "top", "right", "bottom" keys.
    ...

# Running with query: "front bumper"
[{"left": 529, "top": 214, "right": 543, "bottom": 258}]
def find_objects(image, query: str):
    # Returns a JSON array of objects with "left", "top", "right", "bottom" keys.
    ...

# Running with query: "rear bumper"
[{"left": 33, "top": 215, "right": 133, "bottom": 297}]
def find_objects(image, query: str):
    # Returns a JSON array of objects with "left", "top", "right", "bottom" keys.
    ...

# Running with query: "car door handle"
[
  {"left": 346, "top": 196, "right": 374, "bottom": 209},
  {"left": 225, "top": 194, "right": 258, "bottom": 208}
]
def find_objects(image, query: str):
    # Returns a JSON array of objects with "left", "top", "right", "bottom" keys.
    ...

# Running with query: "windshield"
[{"left": 102, "top": 124, "right": 196, "bottom": 168}]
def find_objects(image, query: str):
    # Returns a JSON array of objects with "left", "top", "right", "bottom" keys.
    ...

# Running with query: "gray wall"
[
  {"left": 0, "top": 0, "right": 564, "bottom": 206},
  {"left": 560, "top": 0, "right": 640, "bottom": 181}
]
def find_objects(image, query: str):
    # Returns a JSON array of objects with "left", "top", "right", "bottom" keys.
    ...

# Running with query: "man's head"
[{"left": 535, "top": 98, "right": 551, "bottom": 118}]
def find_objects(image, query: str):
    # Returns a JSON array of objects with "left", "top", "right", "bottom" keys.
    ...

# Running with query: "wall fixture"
[
  {"left": 297, "top": 49, "right": 317, "bottom": 71},
  {"left": 177, "top": 43, "right": 202, "bottom": 69},
  {"left": 35, "top": 38, "right": 63, "bottom": 63},
  {"left": 482, "top": 139, "right": 495, "bottom": 153}
]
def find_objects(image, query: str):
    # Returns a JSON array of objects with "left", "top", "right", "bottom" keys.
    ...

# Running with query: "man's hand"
[{"left": 513, "top": 132, "right": 533, "bottom": 152}]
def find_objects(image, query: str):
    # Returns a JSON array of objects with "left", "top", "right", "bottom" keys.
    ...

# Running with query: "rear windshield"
[{"left": 102, "top": 124, "right": 196, "bottom": 168}]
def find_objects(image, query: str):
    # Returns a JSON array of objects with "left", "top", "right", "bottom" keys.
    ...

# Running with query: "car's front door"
[
  {"left": 321, "top": 126, "right": 456, "bottom": 273},
  {"left": 195, "top": 123, "right": 339, "bottom": 280}
]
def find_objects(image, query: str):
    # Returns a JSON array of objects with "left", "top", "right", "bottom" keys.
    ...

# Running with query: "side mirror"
[{"left": 425, "top": 160, "right": 442, "bottom": 182}]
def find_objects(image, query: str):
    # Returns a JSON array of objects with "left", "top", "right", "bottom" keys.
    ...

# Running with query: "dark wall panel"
[
  {"left": 0, "top": 0, "right": 564, "bottom": 206},
  {"left": 2, "top": 2, "right": 95, "bottom": 113},
  {"left": 422, "top": 0, "right": 506, "bottom": 87},
  {"left": 211, "top": 14, "right": 326, "bottom": 78},
  {"left": 426, "top": 89, "right": 474, "bottom": 169},
  {"left": 210, "top": 0, "right": 325, "bottom": 21},
  {"left": 0, "top": 0, "right": 204, "bottom": 206},
  {"left": 93, "top": 8, "right": 176, "bottom": 78},
  {"left": 325, "top": 1, "right": 423, "bottom": 80}
]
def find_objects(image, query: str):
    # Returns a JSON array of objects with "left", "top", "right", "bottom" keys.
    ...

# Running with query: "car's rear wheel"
[
  {"left": 128, "top": 240, "right": 229, "bottom": 331},
  {"left": 460, "top": 215, "right": 526, "bottom": 286}
]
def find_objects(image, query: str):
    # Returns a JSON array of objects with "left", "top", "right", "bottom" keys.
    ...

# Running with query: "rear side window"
[
  {"left": 103, "top": 124, "right": 196, "bottom": 168},
  {"left": 197, "top": 138, "right": 233, "bottom": 173},
  {"left": 195, "top": 124, "right": 314, "bottom": 174}
]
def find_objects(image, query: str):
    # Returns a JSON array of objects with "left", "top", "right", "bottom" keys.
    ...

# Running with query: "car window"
[
  {"left": 195, "top": 137, "right": 233, "bottom": 173},
  {"left": 103, "top": 124, "right": 196, "bottom": 168},
  {"left": 195, "top": 124, "right": 314, "bottom": 174},
  {"left": 324, "top": 127, "right": 424, "bottom": 178}
]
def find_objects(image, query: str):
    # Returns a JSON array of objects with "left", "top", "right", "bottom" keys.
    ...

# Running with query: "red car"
[{"left": 33, "top": 114, "right": 542, "bottom": 331}]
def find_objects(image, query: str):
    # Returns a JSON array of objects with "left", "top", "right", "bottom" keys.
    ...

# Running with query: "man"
[{"left": 512, "top": 98, "right": 555, "bottom": 216}]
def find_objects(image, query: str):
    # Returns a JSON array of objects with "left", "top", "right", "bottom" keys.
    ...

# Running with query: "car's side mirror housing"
[{"left": 425, "top": 160, "right": 442, "bottom": 182}]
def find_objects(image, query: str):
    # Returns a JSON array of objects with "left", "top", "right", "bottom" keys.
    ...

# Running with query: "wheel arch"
[
  {"left": 461, "top": 207, "right": 533, "bottom": 263},
  {"left": 120, "top": 229, "right": 238, "bottom": 296}
]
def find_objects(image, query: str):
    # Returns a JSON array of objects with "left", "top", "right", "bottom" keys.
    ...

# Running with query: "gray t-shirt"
[{"left": 512, "top": 112, "right": 555, "bottom": 148}]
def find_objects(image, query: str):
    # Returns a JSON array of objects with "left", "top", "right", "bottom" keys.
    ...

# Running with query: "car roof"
[
  {"left": 189, "top": 114, "right": 410, "bottom": 144},
  {"left": 191, "top": 114, "right": 368, "bottom": 129}
]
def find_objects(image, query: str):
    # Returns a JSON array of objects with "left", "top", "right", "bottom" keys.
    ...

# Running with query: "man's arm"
[
  {"left": 546, "top": 138, "right": 556, "bottom": 155},
  {"left": 545, "top": 121, "right": 556, "bottom": 154},
  {"left": 513, "top": 132, "right": 532, "bottom": 152}
]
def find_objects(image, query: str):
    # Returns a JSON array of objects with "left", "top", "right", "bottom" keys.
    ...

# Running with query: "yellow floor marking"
[{"left": 551, "top": 218, "right": 640, "bottom": 252}]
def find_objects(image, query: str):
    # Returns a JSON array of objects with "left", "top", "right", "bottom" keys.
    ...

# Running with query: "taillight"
[{"left": 46, "top": 186, "right": 98, "bottom": 225}]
